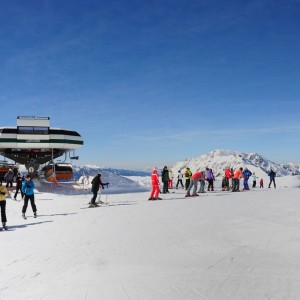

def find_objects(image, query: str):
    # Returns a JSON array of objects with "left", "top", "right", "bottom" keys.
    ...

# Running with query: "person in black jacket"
[
  {"left": 14, "top": 173, "right": 24, "bottom": 200},
  {"left": 161, "top": 166, "right": 170, "bottom": 194},
  {"left": 90, "top": 174, "right": 109, "bottom": 206},
  {"left": 268, "top": 169, "right": 276, "bottom": 188}
]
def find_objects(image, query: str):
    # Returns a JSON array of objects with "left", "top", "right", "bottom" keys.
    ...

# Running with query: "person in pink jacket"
[{"left": 148, "top": 169, "right": 162, "bottom": 200}]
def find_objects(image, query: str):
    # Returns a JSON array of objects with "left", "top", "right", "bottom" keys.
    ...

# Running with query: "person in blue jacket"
[
  {"left": 243, "top": 167, "right": 252, "bottom": 190},
  {"left": 22, "top": 175, "right": 37, "bottom": 219},
  {"left": 268, "top": 169, "right": 276, "bottom": 188}
]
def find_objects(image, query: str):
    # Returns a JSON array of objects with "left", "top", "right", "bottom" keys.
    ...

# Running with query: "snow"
[{"left": 1, "top": 175, "right": 300, "bottom": 299}]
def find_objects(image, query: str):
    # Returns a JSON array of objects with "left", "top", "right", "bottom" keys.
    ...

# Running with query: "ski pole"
[{"left": 105, "top": 182, "right": 109, "bottom": 204}]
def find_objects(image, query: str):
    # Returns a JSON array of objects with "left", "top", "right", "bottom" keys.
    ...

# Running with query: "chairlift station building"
[{"left": 0, "top": 116, "right": 83, "bottom": 174}]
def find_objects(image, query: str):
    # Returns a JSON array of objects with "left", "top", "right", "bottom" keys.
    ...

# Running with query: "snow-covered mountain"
[
  {"left": 69, "top": 165, "right": 150, "bottom": 193},
  {"left": 171, "top": 149, "right": 300, "bottom": 178}
]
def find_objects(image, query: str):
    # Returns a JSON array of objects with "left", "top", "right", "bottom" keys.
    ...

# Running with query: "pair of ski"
[
  {"left": 87, "top": 191, "right": 108, "bottom": 208},
  {"left": 0, "top": 226, "right": 8, "bottom": 231},
  {"left": 87, "top": 201, "right": 109, "bottom": 208},
  {"left": 22, "top": 214, "right": 37, "bottom": 220}
]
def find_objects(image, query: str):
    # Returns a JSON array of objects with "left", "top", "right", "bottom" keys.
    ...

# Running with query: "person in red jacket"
[
  {"left": 260, "top": 178, "right": 264, "bottom": 188},
  {"left": 185, "top": 171, "right": 203, "bottom": 197},
  {"left": 148, "top": 169, "right": 162, "bottom": 200}
]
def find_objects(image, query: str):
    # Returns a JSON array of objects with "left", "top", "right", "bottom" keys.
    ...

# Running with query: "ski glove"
[{"left": 102, "top": 183, "right": 110, "bottom": 189}]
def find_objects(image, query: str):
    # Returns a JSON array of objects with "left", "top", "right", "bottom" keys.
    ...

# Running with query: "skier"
[
  {"left": 185, "top": 171, "right": 203, "bottom": 197},
  {"left": 221, "top": 176, "right": 227, "bottom": 191},
  {"left": 184, "top": 167, "right": 192, "bottom": 190},
  {"left": 252, "top": 172, "right": 257, "bottom": 188},
  {"left": 227, "top": 167, "right": 234, "bottom": 190},
  {"left": 222, "top": 167, "right": 232, "bottom": 191},
  {"left": 230, "top": 168, "right": 235, "bottom": 190},
  {"left": 21, "top": 175, "right": 37, "bottom": 219},
  {"left": 168, "top": 169, "right": 174, "bottom": 189},
  {"left": 268, "top": 169, "right": 276, "bottom": 188},
  {"left": 206, "top": 168, "right": 215, "bottom": 191},
  {"left": 197, "top": 171, "right": 206, "bottom": 193},
  {"left": 4, "top": 168, "right": 14, "bottom": 191},
  {"left": 260, "top": 178, "right": 264, "bottom": 188},
  {"left": 148, "top": 168, "right": 161, "bottom": 200},
  {"left": 232, "top": 167, "right": 244, "bottom": 192},
  {"left": 0, "top": 181, "right": 8, "bottom": 230},
  {"left": 90, "top": 174, "right": 106, "bottom": 206},
  {"left": 243, "top": 167, "right": 252, "bottom": 190},
  {"left": 175, "top": 170, "right": 184, "bottom": 189},
  {"left": 161, "top": 166, "right": 170, "bottom": 194},
  {"left": 14, "top": 173, "right": 24, "bottom": 200}
]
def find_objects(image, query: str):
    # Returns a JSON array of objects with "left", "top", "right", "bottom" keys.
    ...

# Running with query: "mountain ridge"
[
  {"left": 171, "top": 149, "right": 300, "bottom": 178},
  {"left": 72, "top": 165, "right": 150, "bottom": 177}
]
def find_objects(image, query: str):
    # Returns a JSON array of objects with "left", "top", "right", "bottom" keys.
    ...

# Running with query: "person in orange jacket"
[
  {"left": 148, "top": 169, "right": 162, "bottom": 200},
  {"left": 232, "top": 167, "right": 244, "bottom": 192}
]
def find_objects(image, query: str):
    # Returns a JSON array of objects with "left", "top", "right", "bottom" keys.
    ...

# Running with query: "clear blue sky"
[{"left": 0, "top": 0, "right": 299, "bottom": 170}]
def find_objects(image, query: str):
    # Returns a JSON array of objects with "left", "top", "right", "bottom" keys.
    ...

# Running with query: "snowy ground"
[{"left": 1, "top": 176, "right": 300, "bottom": 300}]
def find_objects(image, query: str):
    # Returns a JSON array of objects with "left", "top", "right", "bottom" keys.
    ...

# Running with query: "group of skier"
[
  {"left": 1, "top": 170, "right": 113, "bottom": 230},
  {"left": 148, "top": 166, "right": 277, "bottom": 200},
  {"left": 0, "top": 166, "right": 278, "bottom": 226},
  {"left": 0, "top": 170, "right": 37, "bottom": 231}
]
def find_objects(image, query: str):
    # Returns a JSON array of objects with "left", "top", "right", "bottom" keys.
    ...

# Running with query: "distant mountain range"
[
  {"left": 72, "top": 165, "right": 150, "bottom": 178},
  {"left": 68, "top": 149, "right": 299, "bottom": 180},
  {"left": 170, "top": 149, "right": 300, "bottom": 178}
]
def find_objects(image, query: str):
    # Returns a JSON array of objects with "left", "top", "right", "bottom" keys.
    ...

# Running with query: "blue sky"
[{"left": 0, "top": 0, "right": 299, "bottom": 170}]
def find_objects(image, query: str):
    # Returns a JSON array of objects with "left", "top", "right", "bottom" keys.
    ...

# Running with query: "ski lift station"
[{"left": 0, "top": 116, "right": 83, "bottom": 177}]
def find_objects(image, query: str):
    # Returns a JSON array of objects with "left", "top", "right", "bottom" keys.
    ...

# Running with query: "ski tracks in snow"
[{"left": 171, "top": 284, "right": 211, "bottom": 300}]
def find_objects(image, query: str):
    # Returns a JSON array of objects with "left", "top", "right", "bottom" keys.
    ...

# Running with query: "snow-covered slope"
[
  {"left": 34, "top": 171, "right": 149, "bottom": 195},
  {"left": 1, "top": 176, "right": 300, "bottom": 300},
  {"left": 171, "top": 149, "right": 300, "bottom": 178}
]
